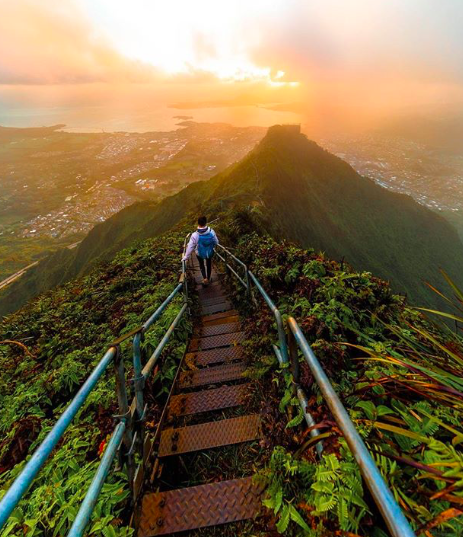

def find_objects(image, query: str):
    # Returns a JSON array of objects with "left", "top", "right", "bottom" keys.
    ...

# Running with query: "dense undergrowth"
[
  {"left": 217, "top": 213, "right": 463, "bottom": 537},
  {"left": 0, "top": 231, "right": 190, "bottom": 536}
]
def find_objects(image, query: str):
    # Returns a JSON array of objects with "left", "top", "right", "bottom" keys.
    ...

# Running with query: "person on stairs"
[{"left": 182, "top": 216, "right": 219, "bottom": 286}]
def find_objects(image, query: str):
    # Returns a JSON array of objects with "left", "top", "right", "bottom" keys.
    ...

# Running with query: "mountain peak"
[{"left": 265, "top": 124, "right": 301, "bottom": 137}]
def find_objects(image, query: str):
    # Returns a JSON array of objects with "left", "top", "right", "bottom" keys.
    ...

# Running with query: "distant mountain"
[{"left": 2, "top": 124, "right": 462, "bottom": 317}]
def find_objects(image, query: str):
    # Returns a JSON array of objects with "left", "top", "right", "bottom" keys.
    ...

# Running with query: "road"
[
  {"left": 0, "top": 241, "right": 81, "bottom": 291},
  {"left": 0, "top": 261, "right": 39, "bottom": 291}
]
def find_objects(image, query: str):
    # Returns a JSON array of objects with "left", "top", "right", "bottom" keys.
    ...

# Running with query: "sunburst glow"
[{"left": 80, "top": 0, "right": 298, "bottom": 84}]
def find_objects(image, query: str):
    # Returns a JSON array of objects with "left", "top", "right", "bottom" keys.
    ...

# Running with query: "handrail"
[
  {"left": 213, "top": 242, "right": 415, "bottom": 536},
  {"left": 0, "top": 346, "right": 117, "bottom": 529},
  {"left": 68, "top": 421, "right": 126, "bottom": 537},
  {"left": 216, "top": 244, "right": 288, "bottom": 363},
  {"left": 0, "top": 256, "right": 189, "bottom": 534},
  {"left": 287, "top": 317, "right": 416, "bottom": 537}
]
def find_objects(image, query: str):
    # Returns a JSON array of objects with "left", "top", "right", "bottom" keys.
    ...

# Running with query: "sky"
[{"left": 1, "top": 0, "right": 463, "bottom": 130}]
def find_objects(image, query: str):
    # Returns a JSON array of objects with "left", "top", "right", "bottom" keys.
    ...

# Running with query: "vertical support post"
[
  {"left": 112, "top": 346, "right": 135, "bottom": 489},
  {"left": 287, "top": 327, "right": 300, "bottom": 383},
  {"left": 274, "top": 309, "right": 289, "bottom": 363},
  {"left": 182, "top": 260, "right": 188, "bottom": 303},
  {"left": 245, "top": 267, "right": 251, "bottom": 298},
  {"left": 133, "top": 331, "right": 145, "bottom": 419}
]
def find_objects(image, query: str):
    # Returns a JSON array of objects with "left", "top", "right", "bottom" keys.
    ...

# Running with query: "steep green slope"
[
  {"left": 2, "top": 125, "right": 462, "bottom": 317},
  {"left": 0, "top": 230, "right": 189, "bottom": 535},
  {"left": 223, "top": 228, "right": 463, "bottom": 535}
]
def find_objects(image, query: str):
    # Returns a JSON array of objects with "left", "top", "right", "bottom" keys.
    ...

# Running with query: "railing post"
[
  {"left": 274, "top": 309, "right": 289, "bottom": 363},
  {"left": 182, "top": 260, "right": 188, "bottom": 303},
  {"left": 132, "top": 331, "right": 145, "bottom": 420},
  {"left": 245, "top": 267, "right": 251, "bottom": 298},
  {"left": 112, "top": 346, "right": 135, "bottom": 488},
  {"left": 287, "top": 326, "right": 300, "bottom": 383}
]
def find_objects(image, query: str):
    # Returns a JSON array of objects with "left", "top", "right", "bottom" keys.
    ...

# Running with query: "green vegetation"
[
  {"left": 1, "top": 125, "right": 463, "bottom": 536},
  {"left": 0, "top": 231, "right": 190, "bottom": 536},
  {"left": 220, "top": 226, "right": 463, "bottom": 536},
  {"left": 3, "top": 124, "right": 462, "bottom": 320}
]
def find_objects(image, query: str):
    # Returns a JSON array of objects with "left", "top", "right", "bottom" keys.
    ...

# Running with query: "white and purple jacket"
[{"left": 182, "top": 226, "right": 219, "bottom": 261}]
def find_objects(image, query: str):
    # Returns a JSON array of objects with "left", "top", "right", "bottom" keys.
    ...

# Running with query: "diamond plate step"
[
  {"left": 158, "top": 414, "right": 262, "bottom": 457},
  {"left": 185, "top": 346, "right": 244, "bottom": 368},
  {"left": 200, "top": 295, "right": 231, "bottom": 307},
  {"left": 179, "top": 362, "right": 246, "bottom": 388},
  {"left": 201, "top": 301, "right": 232, "bottom": 315},
  {"left": 168, "top": 383, "right": 249, "bottom": 418},
  {"left": 189, "top": 331, "right": 246, "bottom": 352},
  {"left": 197, "top": 322, "right": 240, "bottom": 337},
  {"left": 202, "top": 310, "right": 239, "bottom": 325},
  {"left": 138, "top": 476, "right": 264, "bottom": 536}
]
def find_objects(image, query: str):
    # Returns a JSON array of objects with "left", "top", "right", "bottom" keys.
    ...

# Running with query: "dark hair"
[{"left": 198, "top": 215, "right": 207, "bottom": 227}]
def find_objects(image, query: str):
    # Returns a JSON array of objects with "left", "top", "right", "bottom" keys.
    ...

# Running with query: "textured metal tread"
[
  {"left": 201, "top": 302, "right": 233, "bottom": 315},
  {"left": 179, "top": 362, "right": 247, "bottom": 388},
  {"left": 201, "top": 310, "right": 239, "bottom": 324},
  {"left": 189, "top": 331, "right": 246, "bottom": 351},
  {"left": 138, "top": 476, "right": 264, "bottom": 536},
  {"left": 185, "top": 346, "right": 244, "bottom": 368},
  {"left": 158, "top": 414, "right": 262, "bottom": 457},
  {"left": 168, "top": 383, "right": 249, "bottom": 418},
  {"left": 199, "top": 295, "right": 231, "bottom": 307},
  {"left": 196, "top": 322, "right": 241, "bottom": 337},
  {"left": 198, "top": 284, "right": 226, "bottom": 296}
]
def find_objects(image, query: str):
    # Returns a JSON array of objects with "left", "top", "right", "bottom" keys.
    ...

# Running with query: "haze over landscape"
[{"left": 1, "top": 2, "right": 463, "bottom": 537}]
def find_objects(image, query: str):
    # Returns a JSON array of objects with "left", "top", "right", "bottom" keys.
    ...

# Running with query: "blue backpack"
[{"left": 197, "top": 229, "right": 216, "bottom": 259}]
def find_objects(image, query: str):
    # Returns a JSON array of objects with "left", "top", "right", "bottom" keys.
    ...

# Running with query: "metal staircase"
[
  {"left": 138, "top": 256, "right": 264, "bottom": 535},
  {"left": 0, "top": 239, "right": 416, "bottom": 537}
]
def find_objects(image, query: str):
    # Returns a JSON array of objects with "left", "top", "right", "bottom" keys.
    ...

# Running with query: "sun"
[{"left": 80, "top": 0, "right": 299, "bottom": 85}]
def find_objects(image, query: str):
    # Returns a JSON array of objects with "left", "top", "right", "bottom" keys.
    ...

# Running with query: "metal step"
[
  {"left": 158, "top": 415, "right": 262, "bottom": 457},
  {"left": 196, "top": 322, "right": 241, "bottom": 337},
  {"left": 185, "top": 346, "right": 244, "bottom": 368},
  {"left": 168, "top": 383, "right": 249, "bottom": 418},
  {"left": 138, "top": 476, "right": 264, "bottom": 536},
  {"left": 199, "top": 295, "right": 231, "bottom": 307},
  {"left": 201, "top": 301, "right": 233, "bottom": 315},
  {"left": 201, "top": 310, "right": 239, "bottom": 325},
  {"left": 179, "top": 362, "right": 247, "bottom": 388},
  {"left": 189, "top": 331, "right": 246, "bottom": 352}
]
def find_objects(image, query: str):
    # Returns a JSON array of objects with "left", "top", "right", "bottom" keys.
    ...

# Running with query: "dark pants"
[{"left": 197, "top": 255, "right": 212, "bottom": 280}]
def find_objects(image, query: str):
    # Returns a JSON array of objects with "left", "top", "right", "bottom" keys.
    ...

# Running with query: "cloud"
[
  {"left": 250, "top": 0, "right": 463, "bottom": 85},
  {"left": 0, "top": 0, "right": 159, "bottom": 84}
]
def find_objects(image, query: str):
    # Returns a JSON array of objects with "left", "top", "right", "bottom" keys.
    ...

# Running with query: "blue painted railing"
[
  {"left": 0, "top": 256, "right": 189, "bottom": 535},
  {"left": 216, "top": 245, "right": 416, "bottom": 537}
]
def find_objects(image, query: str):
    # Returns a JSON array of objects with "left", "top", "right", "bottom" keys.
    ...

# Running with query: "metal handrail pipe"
[
  {"left": 287, "top": 317, "right": 416, "bottom": 537},
  {"left": 215, "top": 251, "right": 247, "bottom": 287},
  {"left": 248, "top": 271, "right": 288, "bottom": 363},
  {"left": 248, "top": 271, "right": 277, "bottom": 312},
  {"left": 143, "top": 283, "right": 183, "bottom": 332},
  {"left": 142, "top": 303, "right": 188, "bottom": 378},
  {"left": 0, "top": 347, "right": 117, "bottom": 529},
  {"left": 67, "top": 420, "right": 126, "bottom": 537},
  {"left": 297, "top": 387, "right": 323, "bottom": 457},
  {"left": 217, "top": 244, "right": 247, "bottom": 270}
]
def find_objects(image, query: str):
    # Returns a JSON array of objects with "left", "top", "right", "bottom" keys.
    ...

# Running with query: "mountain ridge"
[{"left": 1, "top": 124, "right": 462, "bottom": 317}]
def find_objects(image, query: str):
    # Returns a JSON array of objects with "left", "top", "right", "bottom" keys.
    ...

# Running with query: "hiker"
[{"left": 182, "top": 216, "right": 219, "bottom": 286}]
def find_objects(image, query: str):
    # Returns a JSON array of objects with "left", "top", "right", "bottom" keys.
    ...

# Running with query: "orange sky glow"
[{"left": 1, "top": 0, "right": 463, "bottom": 131}]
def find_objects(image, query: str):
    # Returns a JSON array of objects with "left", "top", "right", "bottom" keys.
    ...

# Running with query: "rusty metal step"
[
  {"left": 201, "top": 301, "right": 232, "bottom": 315},
  {"left": 138, "top": 476, "right": 264, "bottom": 536},
  {"left": 189, "top": 332, "right": 246, "bottom": 352},
  {"left": 158, "top": 414, "right": 262, "bottom": 457},
  {"left": 179, "top": 362, "right": 246, "bottom": 388},
  {"left": 196, "top": 322, "right": 240, "bottom": 337},
  {"left": 202, "top": 310, "right": 239, "bottom": 325},
  {"left": 168, "top": 383, "right": 249, "bottom": 418},
  {"left": 185, "top": 346, "right": 244, "bottom": 368},
  {"left": 199, "top": 295, "right": 231, "bottom": 307}
]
